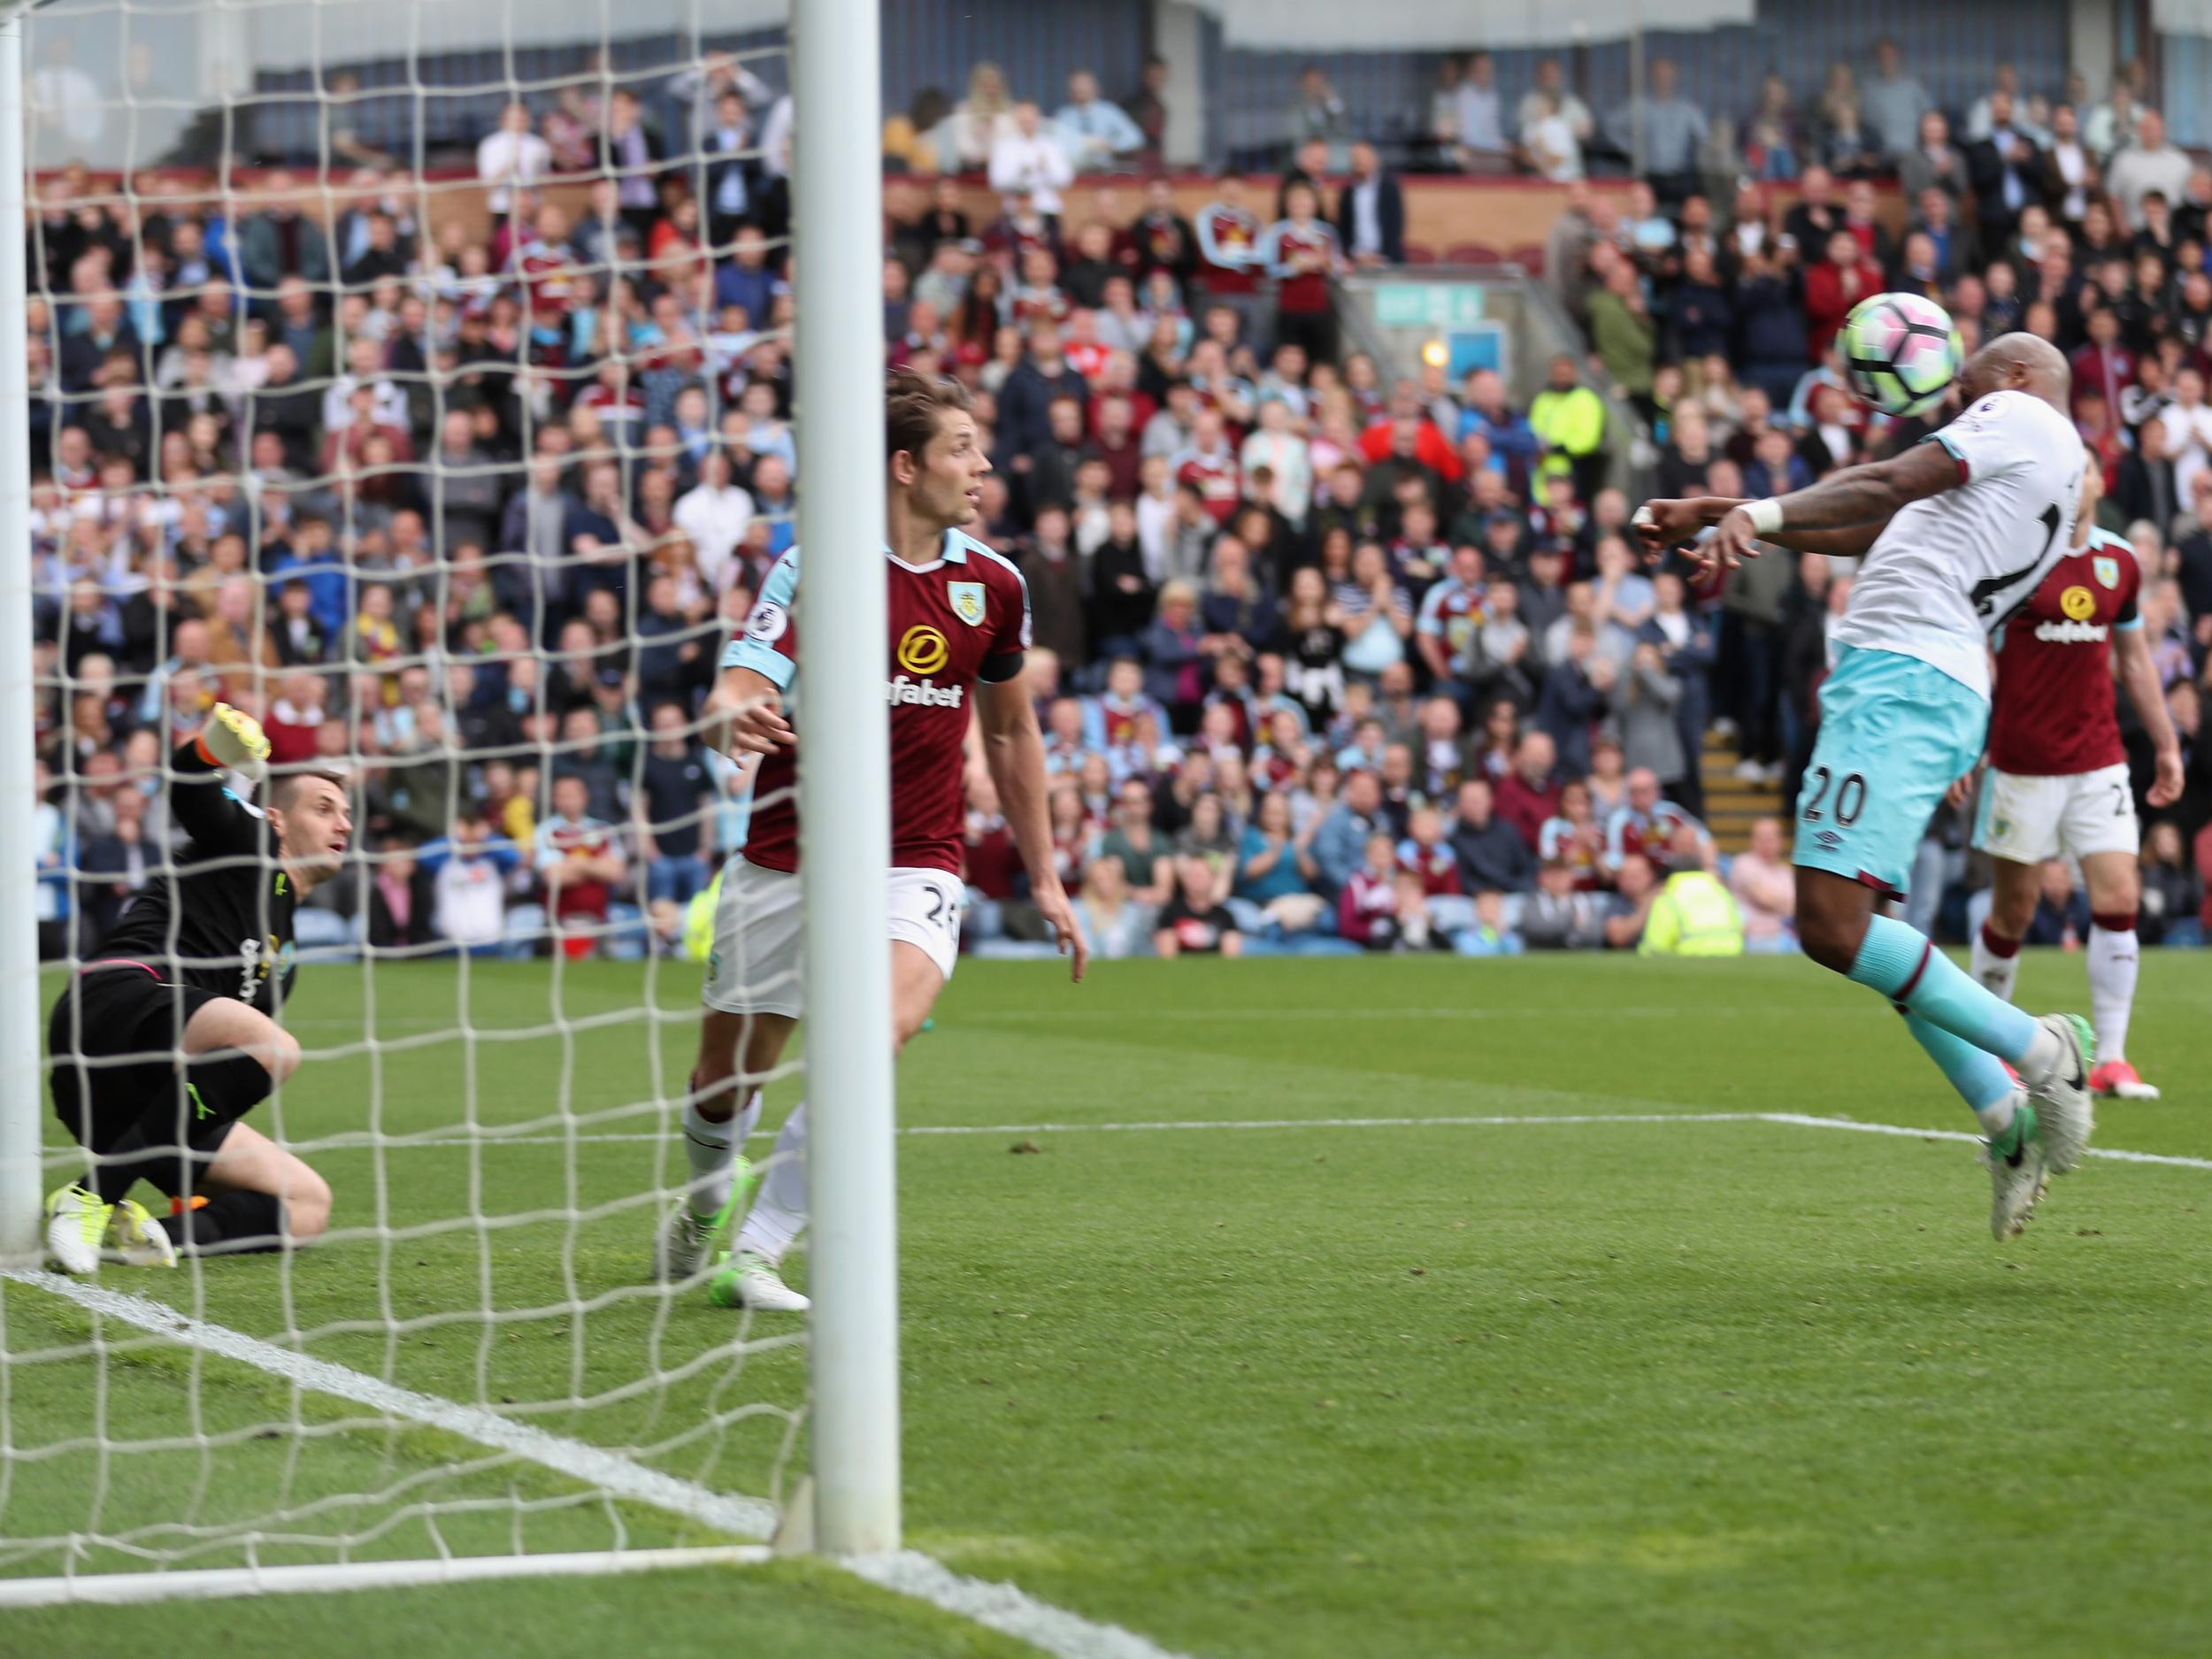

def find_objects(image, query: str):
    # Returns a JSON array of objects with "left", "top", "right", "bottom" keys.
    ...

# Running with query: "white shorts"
[
  {"left": 1972, "top": 762, "right": 2139, "bottom": 866},
  {"left": 703, "top": 861, "right": 964, "bottom": 1018}
]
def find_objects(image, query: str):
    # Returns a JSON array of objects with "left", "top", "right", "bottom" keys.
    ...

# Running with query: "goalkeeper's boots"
[
  {"left": 44, "top": 1184, "right": 111, "bottom": 1275},
  {"left": 707, "top": 1249, "right": 810, "bottom": 1313},
  {"left": 1982, "top": 1102, "right": 2050, "bottom": 1242},
  {"left": 110, "top": 1199, "right": 178, "bottom": 1268},
  {"left": 2024, "top": 1013, "right": 2096, "bottom": 1174}
]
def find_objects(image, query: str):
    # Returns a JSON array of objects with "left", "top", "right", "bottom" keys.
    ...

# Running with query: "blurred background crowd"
[{"left": 22, "top": 18, "right": 2212, "bottom": 964}]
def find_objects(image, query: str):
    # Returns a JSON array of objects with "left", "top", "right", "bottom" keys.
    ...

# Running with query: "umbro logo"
[{"left": 1813, "top": 830, "right": 1844, "bottom": 849}]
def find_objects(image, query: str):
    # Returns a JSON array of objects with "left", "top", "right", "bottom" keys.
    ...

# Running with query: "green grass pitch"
[{"left": 7, "top": 951, "right": 2212, "bottom": 1657}]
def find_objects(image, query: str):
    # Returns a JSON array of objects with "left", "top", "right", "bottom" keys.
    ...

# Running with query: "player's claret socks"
[{"left": 1970, "top": 920, "right": 2022, "bottom": 1005}]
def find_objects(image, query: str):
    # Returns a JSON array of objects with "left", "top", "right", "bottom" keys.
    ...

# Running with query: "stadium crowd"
[{"left": 21, "top": 41, "right": 2212, "bottom": 967}]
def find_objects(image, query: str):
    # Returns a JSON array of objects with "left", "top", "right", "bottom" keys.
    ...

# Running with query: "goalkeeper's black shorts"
[{"left": 48, "top": 963, "right": 234, "bottom": 1157}]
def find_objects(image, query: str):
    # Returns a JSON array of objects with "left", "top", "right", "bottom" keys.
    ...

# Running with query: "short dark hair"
[
  {"left": 885, "top": 366, "right": 974, "bottom": 462},
  {"left": 271, "top": 766, "right": 348, "bottom": 811}
]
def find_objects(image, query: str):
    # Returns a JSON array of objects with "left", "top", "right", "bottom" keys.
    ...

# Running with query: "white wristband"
[{"left": 1745, "top": 498, "right": 1785, "bottom": 536}]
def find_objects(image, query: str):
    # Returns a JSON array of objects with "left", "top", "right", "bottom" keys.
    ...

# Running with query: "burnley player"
[
  {"left": 1967, "top": 457, "right": 2184, "bottom": 1098},
  {"left": 1639, "top": 334, "right": 2096, "bottom": 1241},
  {"left": 664, "top": 370, "right": 1087, "bottom": 1310},
  {"left": 45, "top": 704, "right": 349, "bottom": 1271}
]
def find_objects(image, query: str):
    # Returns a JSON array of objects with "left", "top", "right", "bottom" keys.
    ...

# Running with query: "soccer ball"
[{"left": 1840, "top": 292, "right": 1964, "bottom": 418}]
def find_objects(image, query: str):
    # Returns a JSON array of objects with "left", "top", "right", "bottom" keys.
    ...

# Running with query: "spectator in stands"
[
  {"left": 1740, "top": 73, "right": 1801, "bottom": 181},
  {"left": 1449, "top": 776, "right": 1532, "bottom": 899},
  {"left": 1804, "top": 229, "right": 1878, "bottom": 362},
  {"left": 1286, "top": 65, "right": 1349, "bottom": 166},
  {"left": 1310, "top": 766, "right": 1386, "bottom": 902},
  {"left": 534, "top": 772, "right": 626, "bottom": 960},
  {"left": 1730, "top": 816, "right": 1797, "bottom": 952},
  {"left": 1860, "top": 38, "right": 1932, "bottom": 163},
  {"left": 2139, "top": 821, "right": 2202, "bottom": 946},
  {"left": 1077, "top": 855, "right": 1153, "bottom": 961},
  {"left": 1520, "top": 88, "right": 1584, "bottom": 184},
  {"left": 1528, "top": 356, "right": 1608, "bottom": 506},
  {"left": 1603, "top": 852, "right": 1661, "bottom": 949},
  {"left": 1587, "top": 259, "right": 1655, "bottom": 413},
  {"left": 1968, "top": 91, "right": 2046, "bottom": 240},
  {"left": 2085, "top": 74, "right": 2139, "bottom": 163},
  {"left": 1451, "top": 50, "right": 1507, "bottom": 172},
  {"left": 1809, "top": 63, "right": 1874, "bottom": 174},
  {"left": 1638, "top": 826, "right": 1743, "bottom": 956},
  {"left": 1898, "top": 110, "right": 1969, "bottom": 206},
  {"left": 937, "top": 61, "right": 1015, "bottom": 171},
  {"left": 2108, "top": 108, "right": 2193, "bottom": 233},
  {"left": 479, "top": 102, "right": 551, "bottom": 219},
  {"left": 1606, "top": 58, "right": 1706, "bottom": 203},
  {"left": 1260, "top": 181, "right": 1343, "bottom": 364},
  {"left": 1517, "top": 58, "right": 1594, "bottom": 161},
  {"left": 1097, "top": 779, "right": 1172, "bottom": 906},
  {"left": 1056, "top": 70, "right": 1144, "bottom": 172},
  {"left": 1334, "top": 142, "right": 1405, "bottom": 268},
  {"left": 1155, "top": 854, "right": 1242, "bottom": 957},
  {"left": 989, "top": 102, "right": 1074, "bottom": 221}
]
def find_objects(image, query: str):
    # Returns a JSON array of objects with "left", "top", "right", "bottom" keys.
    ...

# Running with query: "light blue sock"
[
  {"left": 1901, "top": 1012, "right": 2019, "bottom": 1132},
  {"left": 1847, "top": 914, "right": 2039, "bottom": 1064}
]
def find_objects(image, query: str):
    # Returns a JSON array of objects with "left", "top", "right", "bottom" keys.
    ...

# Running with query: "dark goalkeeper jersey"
[{"left": 88, "top": 741, "right": 299, "bottom": 1015}]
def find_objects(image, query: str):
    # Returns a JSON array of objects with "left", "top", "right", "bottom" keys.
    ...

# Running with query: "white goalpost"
[
  {"left": 786, "top": 0, "right": 899, "bottom": 1559},
  {"left": 0, "top": 5, "right": 46, "bottom": 1267},
  {"left": 0, "top": 0, "right": 901, "bottom": 1602}
]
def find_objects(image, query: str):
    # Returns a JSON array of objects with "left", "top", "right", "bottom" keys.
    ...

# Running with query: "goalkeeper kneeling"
[{"left": 44, "top": 703, "right": 349, "bottom": 1272}]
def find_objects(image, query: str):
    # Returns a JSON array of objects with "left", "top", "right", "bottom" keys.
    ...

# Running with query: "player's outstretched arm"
[
  {"left": 2114, "top": 626, "right": 2186, "bottom": 807},
  {"left": 1690, "top": 442, "right": 1963, "bottom": 580},
  {"left": 976, "top": 677, "right": 1087, "bottom": 983},
  {"left": 170, "top": 703, "right": 274, "bottom": 856}
]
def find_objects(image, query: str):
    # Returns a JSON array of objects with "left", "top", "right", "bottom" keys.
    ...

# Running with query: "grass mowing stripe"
[{"left": 0, "top": 1269, "right": 1195, "bottom": 1659}]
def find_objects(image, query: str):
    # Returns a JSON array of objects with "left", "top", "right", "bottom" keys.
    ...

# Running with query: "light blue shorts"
[{"left": 1792, "top": 645, "right": 1987, "bottom": 901}]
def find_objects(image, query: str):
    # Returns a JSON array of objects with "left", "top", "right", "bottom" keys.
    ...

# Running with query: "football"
[{"left": 1840, "top": 291, "right": 1965, "bottom": 418}]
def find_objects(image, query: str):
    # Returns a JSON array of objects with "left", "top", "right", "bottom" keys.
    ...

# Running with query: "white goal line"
[{"left": 275, "top": 1111, "right": 2212, "bottom": 1173}]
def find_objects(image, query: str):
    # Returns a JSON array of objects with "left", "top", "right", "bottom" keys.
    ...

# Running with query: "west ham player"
[
  {"left": 664, "top": 370, "right": 1087, "bottom": 1310},
  {"left": 45, "top": 704, "right": 349, "bottom": 1271},
  {"left": 1639, "top": 334, "right": 2095, "bottom": 1241},
  {"left": 1966, "top": 456, "right": 2185, "bottom": 1097}
]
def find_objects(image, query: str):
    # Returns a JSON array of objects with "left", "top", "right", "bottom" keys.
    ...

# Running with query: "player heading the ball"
[{"left": 1638, "top": 333, "right": 2096, "bottom": 1243}]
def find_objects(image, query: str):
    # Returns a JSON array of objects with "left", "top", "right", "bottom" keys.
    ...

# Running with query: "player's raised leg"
[{"left": 1786, "top": 649, "right": 2093, "bottom": 1237}]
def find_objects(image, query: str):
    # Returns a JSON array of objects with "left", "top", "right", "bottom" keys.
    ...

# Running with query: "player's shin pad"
[{"left": 91, "top": 1051, "right": 275, "bottom": 1206}]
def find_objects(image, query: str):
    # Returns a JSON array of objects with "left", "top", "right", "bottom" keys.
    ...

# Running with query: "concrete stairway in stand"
[{"left": 1700, "top": 727, "right": 1786, "bottom": 855}]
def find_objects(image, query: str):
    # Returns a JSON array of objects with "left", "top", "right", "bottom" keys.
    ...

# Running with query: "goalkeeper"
[{"left": 44, "top": 703, "right": 351, "bottom": 1272}]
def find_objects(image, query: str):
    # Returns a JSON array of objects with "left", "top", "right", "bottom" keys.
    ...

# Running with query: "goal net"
[{"left": 0, "top": 0, "right": 886, "bottom": 1599}]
